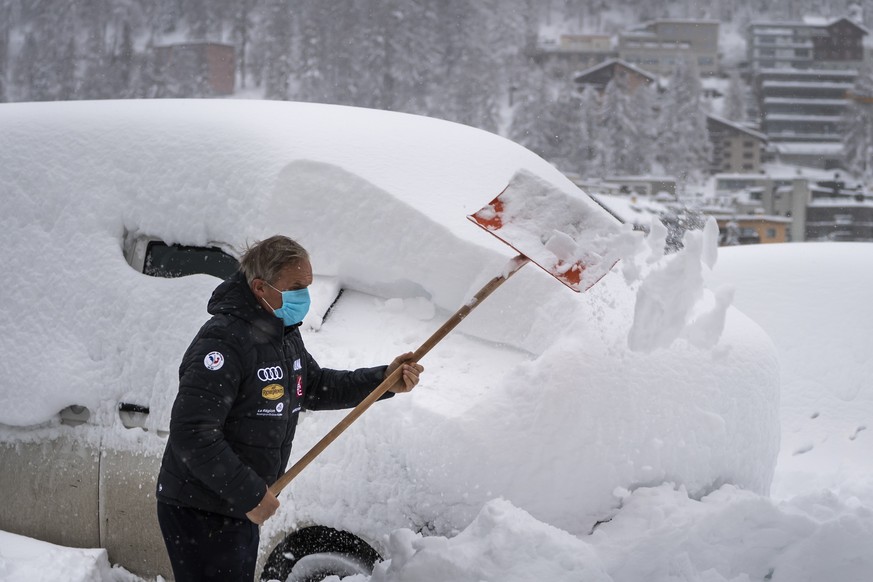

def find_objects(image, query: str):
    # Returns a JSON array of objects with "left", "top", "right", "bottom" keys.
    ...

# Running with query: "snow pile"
[
  {"left": 368, "top": 499, "right": 611, "bottom": 582},
  {"left": 0, "top": 530, "right": 138, "bottom": 582},
  {"left": 362, "top": 483, "right": 873, "bottom": 582},
  {"left": 626, "top": 218, "right": 734, "bottom": 352},
  {"left": 0, "top": 100, "right": 783, "bottom": 576},
  {"left": 279, "top": 218, "right": 779, "bottom": 539}
]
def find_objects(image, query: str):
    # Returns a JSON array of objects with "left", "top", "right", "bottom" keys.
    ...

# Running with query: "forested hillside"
[{"left": 0, "top": 0, "right": 867, "bottom": 181}]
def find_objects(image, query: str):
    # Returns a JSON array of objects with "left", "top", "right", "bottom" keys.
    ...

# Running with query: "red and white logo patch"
[{"left": 296, "top": 376, "right": 303, "bottom": 397}]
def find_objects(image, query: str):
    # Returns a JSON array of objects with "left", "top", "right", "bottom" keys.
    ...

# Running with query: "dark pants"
[{"left": 157, "top": 501, "right": 260, "bottom": 582}]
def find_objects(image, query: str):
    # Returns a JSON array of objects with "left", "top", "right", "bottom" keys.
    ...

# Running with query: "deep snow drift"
[
  {"left": 6, "top": 243, "right": 868, "bottom": 582},
  {"left": 359, "top": 242, "right": 873, "bottom": 582},
  {"left": 1, "top": 100, "right": 782, "bottom": 578}
]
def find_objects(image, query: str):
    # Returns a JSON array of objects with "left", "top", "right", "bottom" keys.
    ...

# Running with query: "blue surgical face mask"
[{"left": 265, "top": 283, "right": 311, "bottom": 327}]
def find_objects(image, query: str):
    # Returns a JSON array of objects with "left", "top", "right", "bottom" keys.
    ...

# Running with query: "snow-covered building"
[
  {"left": 707, "top": 114, "right": 768, "bottom": 174},
  {"left": 753, "top": 67, "right": 856, "bottom": 168},
  {"left": 747, "top": 17, "right": 867, "bottom": 73},
  {"left": 746, "top": 16, "right": 869, "bottom": 169},
  {"left": 618, "top": 19, "right": 720, "bottom": 76},
  {"left": 806, "top": 179, "right": 873, "bottom": 241},
  {"left": 709, "top": 213, "right": 792, "bottom": 245},
  {"left": 708, "top": 172, "right": 811, "bottom": 242},
  {"left": 526, "top": 33, "right": 616, "bottom": 80},
  {"left": 573, "top": 58, "right": 658, "bottom": 93}
]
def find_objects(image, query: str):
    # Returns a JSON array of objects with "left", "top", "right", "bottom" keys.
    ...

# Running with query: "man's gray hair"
[{"left": 240, "top": 235, "right": 310, "bottom": 285}]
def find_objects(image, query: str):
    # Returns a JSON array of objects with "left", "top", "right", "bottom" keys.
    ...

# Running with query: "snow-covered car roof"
[{"left": 0, "top": 99, "right": 780, "bottom": 537}]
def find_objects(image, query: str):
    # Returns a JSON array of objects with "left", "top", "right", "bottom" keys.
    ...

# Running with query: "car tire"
[{"left": 261, "top": 525, "right": 381, "bottom": 582}]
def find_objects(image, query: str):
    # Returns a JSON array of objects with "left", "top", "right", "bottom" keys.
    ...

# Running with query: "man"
[{"left": 156, "top": 235, "right": 423, "bottom": 581}]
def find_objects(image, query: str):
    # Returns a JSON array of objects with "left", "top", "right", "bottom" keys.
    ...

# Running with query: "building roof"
[
  {"left": 573, "top": 58, "right": 659, "bottom": 84},
  {"left": 707, "top": 114, "right": 768, "bottom": 142},
  {"left": 632, "top": 18, "right": 721, "bottom": 29},
  {"left": 773, "top": 142, "right": 845, "bottom": 155},
  {"left": 749, "top": 16, "right": 869, "bottom": 35},
  {"left": 708, "top": 213, "right": 793, "bottom": 222}
]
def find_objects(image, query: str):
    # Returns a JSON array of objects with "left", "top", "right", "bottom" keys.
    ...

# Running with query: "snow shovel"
[{"left": 269, "top": 169, "right": 620, "bottom": 496}]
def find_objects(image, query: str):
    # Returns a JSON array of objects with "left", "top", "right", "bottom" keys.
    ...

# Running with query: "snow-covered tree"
[
  {"left": 262, "top": 0, "right": 292, "bottom": 100},
  {"left": 508, "top": 66, "right": 555, "bottom": 160},
  {"left": 598, "top": 74, "right": 657, "bottom": 177},
  {"left": 657, "top": 58, "right": 712, "bottom": 192},
  {"left": 509, "top": 68, "right": 591, "bottom": 173},
  {"left": 577, "top": 85, "right": 603, "bottom": 177},
  {"left": 429, "top": 0, "right": 503, "bottom": 132},
  {"left": 231, "top": 0, "right": 257, "bottom": 89}
]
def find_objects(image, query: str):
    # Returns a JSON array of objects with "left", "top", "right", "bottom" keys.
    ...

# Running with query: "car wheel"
[{"left": 261, "top": 525, "right": 381, "bottom": 582}]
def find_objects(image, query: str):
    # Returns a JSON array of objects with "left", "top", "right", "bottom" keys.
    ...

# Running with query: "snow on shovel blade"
[{"left": 468, "top": 170, "right": 623, "bottom": 292}]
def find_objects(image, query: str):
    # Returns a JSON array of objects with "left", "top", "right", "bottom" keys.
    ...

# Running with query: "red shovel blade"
[{"left": 468, "top": 170, "right": 622, "bottom": 292}]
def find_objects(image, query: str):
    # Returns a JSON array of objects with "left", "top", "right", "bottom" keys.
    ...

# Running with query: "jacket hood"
[{"left": 207, "top": 272, "right": 285, "bottom": 337}]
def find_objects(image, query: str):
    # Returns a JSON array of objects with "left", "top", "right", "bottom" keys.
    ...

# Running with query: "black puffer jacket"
[{"left": 156, "top": 271, "right": 389, "bottom": 519}]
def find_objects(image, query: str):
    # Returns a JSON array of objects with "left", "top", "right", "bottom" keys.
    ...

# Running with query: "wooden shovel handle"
[{"left": 269, "top": 254, "right": 530, "bottom": 496}]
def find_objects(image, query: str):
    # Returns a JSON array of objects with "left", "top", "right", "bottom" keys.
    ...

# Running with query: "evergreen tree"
[
  {"left": 57, "top": 37, "right": 77, "bottom": 101},
  {"left": 657, "top": 58, "right": 712, "bottom": 193},
  {"left": 12, "top": 32, "right": 38, "bottom": 101},
  {"left": 79, "top": 0, "right": 112, "bottom": 99},
  {"left": 598, "top": 74, "right": 655, "bottom": 176},
  {"left": 578, "top": 84, "right": 603, "bottom": 177},
  {"left": 113, "top": 21, "right": 135, "bottom": 97},
  {"left": 231, "top": 0, "right": 257, "bottom": 89},
  {"left": 262, "top": 0, "right": 292, "bottom": 100},
  {"left": 508, "top": 66, "right": 560, "bottom": 163},
  {"left": 430, "top": 0, "right": 502, "bottom": 132},
  {"left": 186, "top": 0, "right": 209, "bottom": 40}
]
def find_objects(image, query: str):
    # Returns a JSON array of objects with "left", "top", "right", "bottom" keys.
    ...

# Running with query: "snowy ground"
[
  {"left": 0, "top": 100, "right": 867, "bottom": 580},
  {"left": 2, "top": 242, "right": 871, "bottom": 582}
]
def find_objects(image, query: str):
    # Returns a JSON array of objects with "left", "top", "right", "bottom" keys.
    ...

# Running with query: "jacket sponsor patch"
[
  {"left": 293, "top": 358, "right": 302, "bottom": 371},
  {"left": 257, "top": 366, "right": 283, "bottom": 381},
  {"left": 262, "top": 383, "right": 285, "bottom": 400},
  {"left": 204, "top": 351, "right": 224, "bottom": 371},
  {"left": 256, "top": 404, "right": 284, "bottom": 418}
]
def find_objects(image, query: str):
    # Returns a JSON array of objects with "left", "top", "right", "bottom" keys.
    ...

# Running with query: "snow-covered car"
[{"left": 0, "top": 100, "right": 780, "bottom": 580}]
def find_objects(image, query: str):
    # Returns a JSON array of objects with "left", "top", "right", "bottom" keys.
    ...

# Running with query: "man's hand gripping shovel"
[{"left": 269, "top": 170, "right": 619, "bottom": 496}]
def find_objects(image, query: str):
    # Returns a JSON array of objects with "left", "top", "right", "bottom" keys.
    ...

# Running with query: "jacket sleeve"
[
  {"left": 303, "top": 350, "right": 393, "bottom": 411},
  {"left": 167, "top": 330, "right": 266, "bottom": 515}
]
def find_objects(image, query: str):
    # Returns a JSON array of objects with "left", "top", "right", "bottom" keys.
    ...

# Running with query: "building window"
[
  {"left": 743, "top": 152, "right": 754, "bottom": 159},
  {"left": 766, "top": 228, "right": 777, "bottom": 238},
  {"left": 743, "top": 140, "right": 755, "bottom": 147},
  {"left": 742, "top": 163, "right": 754, "bottom": 170}
]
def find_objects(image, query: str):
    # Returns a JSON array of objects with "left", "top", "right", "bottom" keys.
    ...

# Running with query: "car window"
[{"left": 143, "top": 241, "right": 239, "bottom": 280}]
